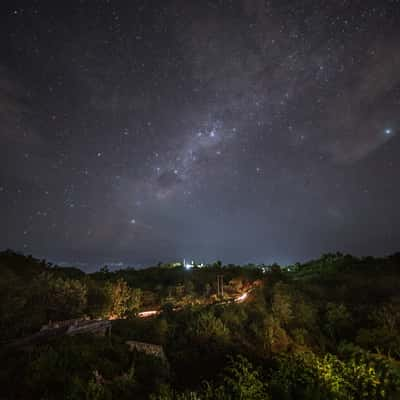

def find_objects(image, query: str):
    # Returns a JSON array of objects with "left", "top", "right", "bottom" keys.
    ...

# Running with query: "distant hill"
[{"left": 0, "top": 249, "right": 85, "bottom": 280}]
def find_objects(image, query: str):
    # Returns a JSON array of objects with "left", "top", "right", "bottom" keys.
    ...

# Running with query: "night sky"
[{"left": 1, "top": 0, "right": 400, "bottom": 269}]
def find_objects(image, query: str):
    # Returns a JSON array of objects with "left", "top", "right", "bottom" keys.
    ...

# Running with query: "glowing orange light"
[
  {"left": 138, "top": 310, "right": 160, "bottom": 318},
  {"left": 235, "top": 292, "right": 248, "bottom": 303}
]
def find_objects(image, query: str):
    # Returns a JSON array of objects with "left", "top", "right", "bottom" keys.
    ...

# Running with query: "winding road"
[{"left": 137, "top": 289, "right": 252, "bottom": 318}]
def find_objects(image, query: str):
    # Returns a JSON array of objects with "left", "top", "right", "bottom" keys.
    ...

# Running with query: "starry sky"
[{"left": 1, "top": 0, "right": 400, "bottom": 270}]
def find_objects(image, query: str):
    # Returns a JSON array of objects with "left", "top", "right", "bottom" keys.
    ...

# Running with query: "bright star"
[
  {"left": 130, "top": 219, "right": 136, "bottom": 224},
  {"left": 385, "top": 128, "right": 392, "bottom": 135}
]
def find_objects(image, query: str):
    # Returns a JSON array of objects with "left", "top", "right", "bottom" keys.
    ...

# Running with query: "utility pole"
[{"left": 217, "top": 275, "right": 224, "bottom": 298}]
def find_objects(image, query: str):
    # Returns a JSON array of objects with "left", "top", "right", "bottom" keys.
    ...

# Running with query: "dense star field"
[{"left": 0, "top": 0, "right": 399, "bottom": 268}]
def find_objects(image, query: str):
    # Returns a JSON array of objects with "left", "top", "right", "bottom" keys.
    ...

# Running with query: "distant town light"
[{"left": 182, "top": 259, "right": 205, "bottom": 269}]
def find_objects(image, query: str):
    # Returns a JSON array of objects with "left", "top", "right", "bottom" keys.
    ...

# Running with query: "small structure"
[
  {"left": 7, "top": 319, "right": 112, "bottom": 350},
  {"left": 125, "top": 340, "right": 167, "bottom": 362},
  {"left": 41, "top": 318, "right": 112, "bottom": 336},
  {"left": 40, "top": 318, "right": 85, "bottom": 331},
  {"left": 67, "top": 320, "right": 112, "bottom": 336}
]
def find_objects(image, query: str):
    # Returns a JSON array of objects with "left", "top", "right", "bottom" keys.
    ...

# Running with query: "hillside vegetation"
[{"left": 1, "top": 250, "right": 400, "bottom": 399}]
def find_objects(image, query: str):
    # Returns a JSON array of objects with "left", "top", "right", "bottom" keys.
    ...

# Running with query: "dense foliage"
[{"left": 1, "top": 250, "right": 400, "bottom": 399}]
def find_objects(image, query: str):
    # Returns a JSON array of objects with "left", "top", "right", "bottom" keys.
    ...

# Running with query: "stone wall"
[{"left": 125, "top": 340, "right": 167, "bottom": 361}]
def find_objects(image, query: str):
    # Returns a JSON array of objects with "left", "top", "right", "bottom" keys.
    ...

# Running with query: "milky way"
[{"left": 0, "top": 0, "right": 399, "bottom": 269}]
